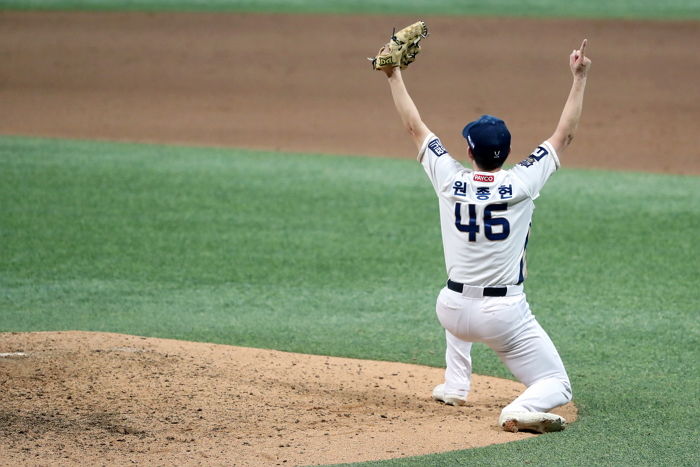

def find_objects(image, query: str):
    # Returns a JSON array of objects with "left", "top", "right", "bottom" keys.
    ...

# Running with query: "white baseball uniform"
[{"left": 418, "top": 133, "right": 572, "bottom": 414}]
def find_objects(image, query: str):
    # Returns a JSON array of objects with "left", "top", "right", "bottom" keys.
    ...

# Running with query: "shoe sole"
[
  {"left": 431, "top": 395, "right": 467, "bottom": 406},
  {"left": 443, "top": 397, "right": 466, "bottom": 406},
  {"left": 501, "top": 415, "right": 565, "bottom": 433}
]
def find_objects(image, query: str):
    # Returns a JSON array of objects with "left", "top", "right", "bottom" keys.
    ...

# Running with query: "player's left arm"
[
  {"left": 383, "top": 67, "right": 432, "bottom": 150},
  {"left": 548, "top": 39, "right": 592, "bottom": 155}
]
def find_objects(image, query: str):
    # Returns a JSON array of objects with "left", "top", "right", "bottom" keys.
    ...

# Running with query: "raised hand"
[{"left": 569, "top": 39, "right": 592, "bottom": 79}]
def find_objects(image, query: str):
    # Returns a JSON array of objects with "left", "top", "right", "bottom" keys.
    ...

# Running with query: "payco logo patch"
[{"left": 473, "top": 173, "right": 494, "bottom": 183}]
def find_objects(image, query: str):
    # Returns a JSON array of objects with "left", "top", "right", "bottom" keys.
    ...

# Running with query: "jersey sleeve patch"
[
  {"left": 428, "top": 138, "right": 448, "bottom": 157},
  {"left": 517, "top": 145, "right": 549, "bottom": 168}
]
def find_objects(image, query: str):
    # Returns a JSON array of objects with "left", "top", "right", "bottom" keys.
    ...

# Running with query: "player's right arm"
[
  {"left": 382, "top": 66, "right": 463, "bottom": 192},
  {"left": 548, "top": 39, "right": 592, "bottom": 155},
  {"left": 383, "top": 66, "right": 432, "bottom": 150}
]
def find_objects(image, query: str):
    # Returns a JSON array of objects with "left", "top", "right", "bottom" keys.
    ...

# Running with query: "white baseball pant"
[{"left": 435, "top": 287, "right": 572, "bottom": 414}]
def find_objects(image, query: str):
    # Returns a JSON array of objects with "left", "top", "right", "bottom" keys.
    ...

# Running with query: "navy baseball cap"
[{"left": 462, "top": 115, "right": 511, "bottom": 162}]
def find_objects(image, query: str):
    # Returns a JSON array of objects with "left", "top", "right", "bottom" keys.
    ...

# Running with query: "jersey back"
[{"left": 418, "top": 134, "right": 560, "bottom": 287}]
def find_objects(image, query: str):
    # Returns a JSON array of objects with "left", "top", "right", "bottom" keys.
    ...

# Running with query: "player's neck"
[{"left": 473, "top": 164, "right": 502, "bottom": 173}]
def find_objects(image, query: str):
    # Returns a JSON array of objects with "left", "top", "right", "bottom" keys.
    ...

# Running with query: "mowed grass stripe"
[
  {"left": 1, "top": 136, "right": 698, "bottom": 465},
  {"left": 1, "top": 0, "right": 700, "bottom": 20}
]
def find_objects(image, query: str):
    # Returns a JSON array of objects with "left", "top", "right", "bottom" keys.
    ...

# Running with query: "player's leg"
[
  {"left": 443, "top": 329, "right": 473, "bottom": 398},
  {"left": 433, "top": 288, "right": 474, "bottom": 405},
  {"left": 432, "top": 330, "right": 472, "bottom": 405},
  {"left": 492, "top": 297, "right": 571, "bottom": 413}
]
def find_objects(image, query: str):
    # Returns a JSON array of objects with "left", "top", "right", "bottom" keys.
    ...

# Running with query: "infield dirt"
[
  {"left": 1, "top": 11, "right": 699, "bottom": 174},
  {"left": 0, "top": 10, "right": 696, "bottom": 467}
]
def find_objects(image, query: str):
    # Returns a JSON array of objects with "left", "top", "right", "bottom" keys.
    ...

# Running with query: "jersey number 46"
[{"left": 455, "top": 203, "right": 510, "bottom": 241}]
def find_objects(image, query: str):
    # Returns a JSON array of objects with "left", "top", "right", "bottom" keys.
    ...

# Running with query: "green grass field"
[
  {"left": 1, "top": 136, "right": 698, "bottom": 465},
  {"left": 2, "top": 0, "right": 700, "bottom": 19},
  {"left": 2, "top": 0, "right": 699, "bottom": 464}
]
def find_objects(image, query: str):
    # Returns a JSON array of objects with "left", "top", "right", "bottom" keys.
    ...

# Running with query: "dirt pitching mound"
[{"left": 0, "top": 331, "right": 576, "bottom": 466}]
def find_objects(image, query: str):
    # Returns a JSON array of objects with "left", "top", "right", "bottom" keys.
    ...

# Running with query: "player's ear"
[{"left": 467, "top": 147, "right": 475, "bottom": 161}]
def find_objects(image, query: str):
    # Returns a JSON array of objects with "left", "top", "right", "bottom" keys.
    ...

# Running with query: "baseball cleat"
[
  {"left": 431, "top": 383, "right": 467, "bottom": 406},
  {"left": 498, "top": 411, "right": 566, "bottom": 433}
]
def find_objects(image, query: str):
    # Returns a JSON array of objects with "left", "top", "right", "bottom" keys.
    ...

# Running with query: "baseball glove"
[{"left": 370, "top": 21, "right": 428, "bottom": 71}]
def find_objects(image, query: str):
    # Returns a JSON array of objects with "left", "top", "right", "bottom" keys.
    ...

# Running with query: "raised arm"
[
  {"left": 548, "top": 39, "right": 592, "bottom": 155},
  {"left": 382, "top": 66, "right": 432, "bottom": 150}
]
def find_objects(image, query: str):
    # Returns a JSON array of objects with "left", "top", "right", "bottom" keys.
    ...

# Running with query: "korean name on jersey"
[{"left": 418, "top": 134, "right": 560, "bottom": 288}]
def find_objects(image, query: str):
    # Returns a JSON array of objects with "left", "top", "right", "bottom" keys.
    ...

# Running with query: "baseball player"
[{"left": 379, "top": 39, "right": 592, "bottom": 432}]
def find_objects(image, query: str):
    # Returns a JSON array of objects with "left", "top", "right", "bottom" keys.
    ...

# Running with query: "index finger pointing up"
[{"left": 580, "top": 38, "right": 588, "bottom": 57}]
